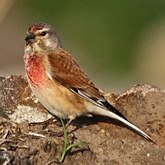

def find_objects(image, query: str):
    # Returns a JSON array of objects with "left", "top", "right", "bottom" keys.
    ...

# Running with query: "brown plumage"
[
  {"left": 48, "top": 49, "right": 102, "bottom": 98},
  {"left": 47, "top": 49, "right": 128, "bottom": 119}
]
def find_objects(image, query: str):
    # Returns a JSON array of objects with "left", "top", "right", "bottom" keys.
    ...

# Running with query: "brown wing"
[
  {"left": 47, "top": 48, "right": 127, "bottom": 119},
  {"left": 47, "top": 48, "right": 103, "bottom": 101}
]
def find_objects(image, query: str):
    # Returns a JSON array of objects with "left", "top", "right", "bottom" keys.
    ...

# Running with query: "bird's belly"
[{"left": 31, "top": 80, "right": 86, "bottom": 119}]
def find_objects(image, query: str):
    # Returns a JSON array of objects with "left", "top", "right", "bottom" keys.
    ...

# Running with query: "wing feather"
[
  {"left": 47, "top": 48, "right": 103, "bottom": 100},
  {"left": 46, "top": 49, "right": 126, "bottom": 119}
]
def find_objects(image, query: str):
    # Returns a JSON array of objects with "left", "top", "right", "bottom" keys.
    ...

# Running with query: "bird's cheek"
[{"left": 44, "top": 39, "right": 52, "bottom": 47}]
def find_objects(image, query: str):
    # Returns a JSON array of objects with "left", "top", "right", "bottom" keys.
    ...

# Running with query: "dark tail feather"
[
  {"left": 99, "top": 101, "right": 155, "bottom": 143},
  {"left": 102, "top": 100, "right": 127, "bottom": 120}
]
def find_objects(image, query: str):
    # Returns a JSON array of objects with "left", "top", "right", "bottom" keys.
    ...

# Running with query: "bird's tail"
[{"left": 91, "top": 105, "right": 154, "bottom": 143}]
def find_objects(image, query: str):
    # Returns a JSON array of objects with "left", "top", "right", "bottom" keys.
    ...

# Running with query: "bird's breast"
[{"left": 24, "top": 54, "right": 48, "bottom": 88}]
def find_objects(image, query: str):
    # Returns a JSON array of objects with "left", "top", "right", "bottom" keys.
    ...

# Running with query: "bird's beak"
[{"left": 25, "top": 33, "right": 35, "bottom": 42}]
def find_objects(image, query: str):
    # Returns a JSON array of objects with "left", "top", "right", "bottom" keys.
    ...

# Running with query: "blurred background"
[{"left": 1, "top": 0, "right": 165, "bottom": 93}]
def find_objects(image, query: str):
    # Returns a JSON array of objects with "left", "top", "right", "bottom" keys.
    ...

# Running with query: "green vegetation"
[{"left": 59, "top": 118, "right": 88, "bottom": 163}]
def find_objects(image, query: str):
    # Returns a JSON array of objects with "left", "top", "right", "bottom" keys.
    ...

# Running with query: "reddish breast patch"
[{"left": 25, "top": 55, "right": 47, "bottom": 88}]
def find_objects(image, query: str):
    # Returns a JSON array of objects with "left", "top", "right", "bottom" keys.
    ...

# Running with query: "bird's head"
[{"left": 25, "top": 23, "right": 61, "bottom": 53}]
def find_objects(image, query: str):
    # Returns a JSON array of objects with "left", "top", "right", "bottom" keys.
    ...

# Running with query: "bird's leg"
[
  {"left": 54, "top": 118, "right": 74, "bottom": 137},
  {"left": 65, "top": 118, "right": 73, "bottom": 128}
]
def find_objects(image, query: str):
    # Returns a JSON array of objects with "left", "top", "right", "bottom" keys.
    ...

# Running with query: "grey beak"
[{"left": 25, "top": 33, "right": 35, "bottom": 42}]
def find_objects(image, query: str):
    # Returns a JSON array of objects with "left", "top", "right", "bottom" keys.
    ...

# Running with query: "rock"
[
  {"left": 0, "top": 75, "right": 165, "bottom": 165},
  {"left": 0, "top": 75, "right": 52, "bottom": 123}
]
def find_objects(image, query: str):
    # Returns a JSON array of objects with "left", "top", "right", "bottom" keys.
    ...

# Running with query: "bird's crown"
[{"left": 28, "top": 22, "right": 52, "bottom": 33}]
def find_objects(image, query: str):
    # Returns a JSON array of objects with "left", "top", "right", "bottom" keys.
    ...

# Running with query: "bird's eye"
[{"left": 40, "top": 31, "right": 47, "bottom": 36}]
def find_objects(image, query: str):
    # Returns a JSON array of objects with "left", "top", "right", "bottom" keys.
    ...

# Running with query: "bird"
[{"left": 24, "top": 22, "right": 153, "bottom": 142}]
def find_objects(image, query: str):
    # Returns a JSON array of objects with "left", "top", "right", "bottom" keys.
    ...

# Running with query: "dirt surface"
[{"left": 0, "top": 75, "right": 165, "bottom": 165}]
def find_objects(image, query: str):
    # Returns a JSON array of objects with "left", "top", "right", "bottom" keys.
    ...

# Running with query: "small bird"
[{"left": 24, "top": 22, "right": 153, "bottom": 142}]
